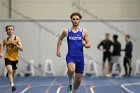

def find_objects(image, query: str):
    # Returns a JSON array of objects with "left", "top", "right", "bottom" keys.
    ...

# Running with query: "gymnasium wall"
[
  {"left": 0, "top": 20, "right": 139, "bottom": 76},
  {"left": 0, "top": 0, "right": 140, "bottom": 19}
]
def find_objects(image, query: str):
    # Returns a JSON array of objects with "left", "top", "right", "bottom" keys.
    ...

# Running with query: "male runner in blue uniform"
[{"left": 56, "top": 12, "right": 90, "bottom": 93}]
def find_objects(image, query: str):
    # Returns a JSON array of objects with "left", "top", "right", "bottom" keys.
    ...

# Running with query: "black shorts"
[
  {"left": 103, "top": 52, "right": 112, "bottom": 63},
  {"left": 5, "top": 58, "right": 18, "bottom": 70}
]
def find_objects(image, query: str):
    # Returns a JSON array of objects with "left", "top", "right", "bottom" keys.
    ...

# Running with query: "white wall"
[
  {"left": 0, "top": 0, "right": 9, "bottom": 18},
  {"left": 0, "top": 20, "right": 139, "bottom": 76},
  {"left": 0, "top": 0, "right": 140, "bottom": 19},
  {"left": 83, "top": 0, "right": 140, "bottom": 19}
]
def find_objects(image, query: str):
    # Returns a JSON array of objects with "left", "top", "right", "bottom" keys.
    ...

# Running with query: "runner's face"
[
  {"left": 71, "top": 15, "right": 80, "bottom": 27},
  {"left": 6, "top": 26, "right": 14, "bottom": 36}
]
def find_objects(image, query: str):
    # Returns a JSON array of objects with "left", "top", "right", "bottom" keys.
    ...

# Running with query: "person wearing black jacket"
[
  {"left": 98, "top": 33, "right": 113, "bottom": 76},
  {"left": 122, "top": 35, "right": 133, "bottom": 77},
  {"left": 106, "top": 34, "right": 122, "bottom": 78}
]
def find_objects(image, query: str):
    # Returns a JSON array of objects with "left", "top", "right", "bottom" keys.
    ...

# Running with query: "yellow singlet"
[{"left": 5, "top": 36, "right": 18, "bottom": 61}]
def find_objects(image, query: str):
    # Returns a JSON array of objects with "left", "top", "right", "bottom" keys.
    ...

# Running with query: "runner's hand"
[
  {"left": 82, "top": 39, "right": 86, "bottom": 46},
  {"left": 56, "top": 51, "right": 61, "bottom": 57}
]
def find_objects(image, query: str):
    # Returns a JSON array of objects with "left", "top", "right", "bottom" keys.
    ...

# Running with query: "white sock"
[
  {"left": 11, "top": 83, "right": 14, "bottom": 87},
  {"left": 69, "top": 78, "right": 73, "bottom": 85}
]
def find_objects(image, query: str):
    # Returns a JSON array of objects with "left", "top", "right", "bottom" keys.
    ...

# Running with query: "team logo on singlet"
[{"left": 69, "top": 36, "right": 82, "bottom": 40}]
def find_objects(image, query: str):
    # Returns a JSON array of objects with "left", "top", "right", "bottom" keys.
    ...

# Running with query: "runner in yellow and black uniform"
[{"left": 3, "top": 25, "right": 23, "bottom": 92}]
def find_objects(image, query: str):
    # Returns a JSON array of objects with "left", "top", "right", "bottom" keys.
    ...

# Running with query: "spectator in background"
[
  {"left": 122, "top": 35, "right": 133, "bottom": 77},
  {"left": 106, "top": 34, "right": 122, "bottom": 78},
  {"left": 98, "top": 33, "right": 113, "bottom": 76}
]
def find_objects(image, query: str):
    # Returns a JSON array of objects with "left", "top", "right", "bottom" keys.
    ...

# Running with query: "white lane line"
[
  {"left": 59, "top": 83, "right": 119, "bottom": 88},
  {"left": 121, "top": 82, "right": 140, "bottom": 93},
  {"left": 45, "top": 79, "right": 56, "bottom": 93},
  {"left": 90, "top": 87, "right": 95, "bottom": 93},
  {"left": 56, "top": 84, "right": 62, "bottom": 93},
  {"left": 90, "top": 84, "right": 95, "bottom": 93},
  {"left": 20, "top": 84, "right": 31, "bottom": 93},
  {"left": 20, "top": 87, "right": 29, "bottom": 93},
  {"left": 83, "top": 79, "right": 89, "bottom": 93},
  {"left": 121, "top": 85, "right": 134, "bottom": 93}
]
